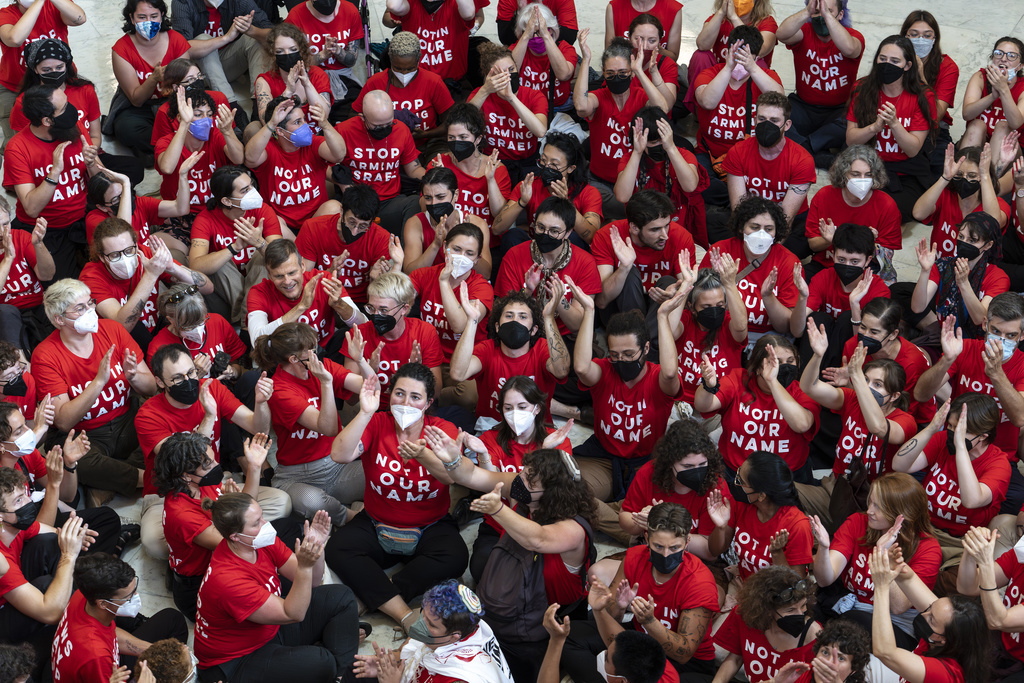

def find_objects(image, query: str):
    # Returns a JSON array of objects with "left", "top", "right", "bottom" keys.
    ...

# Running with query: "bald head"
[{"left": 362, "top": 91, "right": 395, "bottom": 129}]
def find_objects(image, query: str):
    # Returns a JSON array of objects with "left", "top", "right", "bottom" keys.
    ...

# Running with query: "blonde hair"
[
  {"left": 43, "top": 279, "right": 92, "bottom": 326},
  {"left": 367, "top": 272, "right": 416, "bottom": 307}
]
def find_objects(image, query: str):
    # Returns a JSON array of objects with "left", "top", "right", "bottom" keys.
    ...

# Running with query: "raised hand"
[
  {"left": 518, "top": 172, "right": 535, "bottom": 206},
  {"left": 45, "top": 445, "right": 64, "bottom": 488},
  {"left": 423, "top": 425, "right": 460, "bottom": 462},
  {"left": 243, "top": 433, "right": 271, "bottom": 471},
  {"left": 542, "top": 418, "right": 573, "bottom": 449},
  {"left": 524, "top": 262, "right": 544, "bottom": 294},
  {"left": 775, "top": 662, "right": 811, "bottom": 683},
  {"left": 848, "top": 269, "right": 873, "bottom": 309},
  {"left": 818, "top": 218, "right": 836, "bottom": 244},
  {"left": 578, "top": 27, "right": 591, "bottom": 62},
  {"left": 94, "top": 346, "right": 115, "bottom": 385},
  {"left": 793, "top": 262, "right": 809, "bottom": 299},
  {"left": 927, "top": 399, "right": 951, "bottom": 434},
  {"left": 706, "top": 488, "right": 731, "bottom": 527},
  {"left": 410, "top": 339, "right": 422, "bottom": 364},
  {"left": 197, "top": 380, "right": 217, "bottom": 415},
  {"left": 469, "top": 481, "right": 504, "bottom": 515},
  {"left": 308, "top": 101, "right": 329, "bottom": 129},
  {"left": 939, "top": 314, "right": 963, "bottom": 360},
  {"left": 306, "top": 351, "right": 333, "bottom": 384},
  {"left": 915, "top": 238, "right": 937, "bottom": 272},
  {"left": 255, "top": 371, "right": 273, "bottom": 403},
  {"left": 233, "top": 217, "right": 266, "bottom": 246},
  {"left": 215, "top": 103, "right": 235, "bottom": 133},
  {"left": 58, "top": 512, "right": 87, "bottom": 561},
  {"left": 806, "top": 320, "right": 829, "bottom": 358},
  {"left": 762, "top": 343, "right": 781, "bottom": 384},
  {"left": 179, "top": 149, "right": 205, "bottom": 178},
  {"left": 175, "top": 87, "right": 194, "bottom": 124},
  {"left": 953, "top": 256, "right": 971, "bottom": 286},
  {"left": 848, "top": 342, "right": 867, "bottom": 377},
  {"left": 615, "top": 579, "right": 639, "bottom": 610},
  {"left": 398, "top": 438, "right": 425, "bottom": 462},
  {"left": 542, "top": 603, "right": 571, "bottom": 639},
  {"left": 294, "top": 532, "right": 325, "bottom": 569},
  {"left": 587, "top": 575, "right": 614, "bottom": 611},
  {"left": 876, "top": 514, "right": 904, "bottom": 550},
  {"left": 305, "top": 509, "right": 332, "bottom": 545},
  {"left": 761, "top": 266, "right": 778, "bottom": 298},
  {"left": 50, "top": 141, "right": 71, "bottom": 179},
  {"left": 610, "top": 227, "right": 637, "bottom": 268},
  {"left": 564, "top": 276, "right": 594, "bottom": 311},
  {"left": 631, "top": 117, "right": 649, "bottom": 155},
  {"left": 358, "top": 375, "right": 381, "bottom": 413},
  {"left": 810, "top": 514, "right": 830, "bottom": 549},
  {"left": 36, "top": 392, "right": 54, "bottom": 428},
  {"left": 63, "top": 430, "right": 89, "bottom": 466},
  {"left": 346, "top": 325, "right": 366, "bottom": 360},
  {"left": 543, "top": 274, "right": 567, "bottom": 313},
  {"left": 699, "top": 352, "right": 717, "bottom": 388},
  {"left": 769, "top": 529, "right": 789, "bottom": 552}
]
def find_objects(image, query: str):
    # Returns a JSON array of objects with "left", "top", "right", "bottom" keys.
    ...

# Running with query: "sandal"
[
  {"left": 113, "top": 523, "right": 141, "bottom": 557},
  {"left": 359, "top": 621, "right": 372, "bottom": 643}
]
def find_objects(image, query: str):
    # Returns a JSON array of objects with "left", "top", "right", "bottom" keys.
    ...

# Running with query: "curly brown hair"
[
  {"left": 0, "top": 341, "right": 19, "bottom": 374},
  {"left": 523, "top": 449, "right": 597, "bottom": 527},
  {"left": 0, "top": 403, "right": 21, "bottom": 442},
  {"left": 814, "top": 620, "right": 871, "bottom": 683},
  {"left": 651, "top": 419, "right": 724, "bottom": 496},
  {"left": 646, "top": 502, "right": 692, "bottom": 538},
  {"left": 736, "top": 565, "right": 816, "bottom": 632},
  {"left": 135, "top": 639, "right": 191, "bottom": 683},
  {"left": 488, "top": 291, "right": 543, "bottom": 344},
  {"left": 263, "top": 23, "right": 314, "bottom": 72},
  {"left": 0, "top": 467, "right": 28, "bottom": 499}
]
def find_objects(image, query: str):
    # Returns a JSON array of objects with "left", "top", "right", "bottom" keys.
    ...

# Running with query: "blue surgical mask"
[
  {"left": 988, "top": 333, "right": 1018, "bottom": 362},
  {"left": 135, "top": 20, "right": 161, "bottom": 40},
  {"left": 287, "top": 122, "right": 313, "bottom": 147},
  {"left": 189, "top": 117, "right": 212, "bottom": 141}
]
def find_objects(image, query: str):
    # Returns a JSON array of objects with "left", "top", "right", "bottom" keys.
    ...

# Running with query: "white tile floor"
[{"left": 56, "top": 0, "right": 1023, "bottom": 659}]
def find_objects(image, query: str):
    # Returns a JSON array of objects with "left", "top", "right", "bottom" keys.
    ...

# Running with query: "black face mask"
[
  {"left": 109, "top": 193, "right": 137, "bottom": 217},
  {"left": 946, "top": 431, "right": 976, "bottom": 455},
  {"left": 956, "top": 240, "right": 981, "bottom": 261},
  {"left": 649, "top": 548, "right": 684, "bottom": 574},
  {"left": 7, "top": 501, "right": 40, "bottom": 530},
  {"left": 371, "top": 313, "right": 397, "bottom": 335},
  {"left": 509, "top": 474, "right": 533, "bottom": 506},
  {"left": 533, "top": 232, "right": 563, "bottom": 253},
  {"left": 196, "top": 464, "right": 223, "bottom": 488},
  {"left": 857, "top": 333, "right": 883, "bottom": 355},
  {"left": 341, "top": 220, "right": 366, "bottom": 243},
  {"left": 311, "top": 0, "right": 336, "bottom": 14},
  {"left": 606, "top": 74, "right": 632, "bottom": 95},
  {"left": 447, "top": 139, "right": 476, "bottom": 161},
  {"left": 184, "top": 80, "right": 206, "bottom": 103},
  {"left": 809, "top": 15, "right": 829, "bottom": 36},
  {"left": 833, "top": 263, "right": 864, "bottom": 286},
  {"left": 426, "top": 202, "right": 454, "bottom": 223},
  {"left": 877, "top": 62, "right": 905, "bottom": 85},
  {"left": 675, "top": 465, "right": 707, "bottom": 491},
  {"left": 368, "top": 124, "right": 393, "bottom": 140},
  {"left": 776, "top": 613, "right": 808, "bottom": 638},
  {"left": 754, "top": 120, "right": 783, "bottom": 147},
  {"left": 537, "top": 166, "right": 563, "bottom": 187},
  {"left": 950, "top": 177, "right": 981, "bottom": 199},
  {"left": 51, "top": 103, "right": 79, "bottom": 131},
  {"left": 509, "top": 73, "right": 520, "bottom": 94},
  {"left": 727, "top": 480, "right": 752, "bottom": 503},
  {"left": 497, "top": 320, "right": 531, "bottom": 349},
  {"left": 38, "top": 69, "right": 67, "bottom": 87},
  {"left": 167, "top": 377, "right": 201, "bottom": 406},
  {"left": 421, "top": 0, "right": 444, "bottom": 12},
  {"left": 611, "top": 356, "right": 645, "bottom": 382},
  {"left": 276, "top": 52, "right": 302, "bottom": 72},
  {"left": 695, "top": 306, "right": 726, "bottom": 331},
  {"left": 645, "top": 144, "right": 667, "bottom": 162},
  {"left": 777, "top": 363, "right": 800, "bottom": 387},
  {"left": 913, "top": 613, "right": 936, "bottom": 644},
  {"left": 1, "top": 372, "right": 28, "bottom": 397}
]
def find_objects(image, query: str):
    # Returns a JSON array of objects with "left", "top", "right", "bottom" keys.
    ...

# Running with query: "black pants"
[
  {"left": 496, "top": 637, "right": 548, "bottom": 683},
  {"left": 377, "top": 194, "right": 419, "bottom": 242},
  {"left": 12, "top": 217, "right": 85, "bottom": 283},
  {"left": 797, "top": 310, "right": 853, "bottom": 372},
  {"left": 115, "top": 609, "right": 189, "bottom": 672},
  {"left": 197, "top": 584, "right": 359, "bottom": 683},
  {"left": 552, "top": 333, "right": 590, "bottom": 408},
  {"left": 469, "top": 521, "right": 500, "bottom": 583},
  {"left": 694, "top": 153, "right": 729, "bottom": 208},
  {"left": 501, "top": 153, "right": 540, "bottom": 188},
  {"left": 0, "top": 304, "right": 51, "bottom": 353},
  {"left": 783, "top": 211, "right": 810, "bottom": 260},
  {"left": 884, "top": 168, "right": 929, "bottom": 224},
  {"left": 599, "top": 272, "right": 674, "bottom": 355},
  {"left": 323, "top": 512, "right": 468, "bottom": 611},
  {"left": 786, "top": 94, "right": 847, "bottom": 155},
  {"left": 113, "top": 104, "right": 157, "bottom": 153},
  {"left": 98, "top": 151, "right": 146, "bottom": 188}
]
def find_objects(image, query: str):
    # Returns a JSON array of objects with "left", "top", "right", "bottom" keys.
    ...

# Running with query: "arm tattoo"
[
  {"left": 790, "top": 183, "right": 811, "bottom": 196},
  {"left": 124, "top": 298, "right": 145, "bottom": 329},
  {"left": 190, "top": 270, "right": 207, "bottom": 287},
  {"left": 668, "top": 608, "right": 711, "bottom": 663},
  {"left": 546, "top": 317, "right": 570, "bottom": 366},
  {"left": 895, "top": 437, "right": 918, "bottom": 460}
]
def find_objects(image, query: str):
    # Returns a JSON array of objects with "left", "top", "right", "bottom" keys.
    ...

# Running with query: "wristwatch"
[
  {"left": 1015, "top": 187, "right": 1024, "bottom": 200},
  {"left": 227, "top": 243, "right": 241, "bottom": 255}
]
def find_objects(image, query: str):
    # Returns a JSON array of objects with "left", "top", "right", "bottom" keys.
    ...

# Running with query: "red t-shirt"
[
  {"left": 251, "top": 136, "right": 330, "bottom": 228},
  {"left": 10, "top": 83, "right": 99, "bottom": 138},
  {"left": 0, "top": 227, "right": 41, "bottom": 308},
  {"left": 587, "top": 86, "right": 649, "bottom": 182},
  {"left": 928, "top": 263, "right": 1010, "bottom": 313},
  {"left": 472, "top": 85, "right": 546, "bottom": 161},
  {"left": 0, "top": 520, "right": 37, "bottom": 607},
  {"left": 925, "top": 188, "right": 1012, "bottom": 258},
  {"left": 359, "top": 411, "right": 457, "bottom": 526},
  {"left": 933, "top": 55, "right": 959, "bottom": 126},
  {"left": 267, "top": 359, "right": 352, "bottom": 466},
  {"left": 203, "top": 5, "right": 223, "bottom": 36},
  {"left": 614, "top": 147, "right": 710, "bottom": 234},
  {"left": 721, "top": 136, "right": 816, "bottom": 213},
  {"left": 2, "top": 131, "right": 86, "bottom": 228},
  {"left": 518, "top": 40, "right": 577, "bottom": 108},
  {"left": 841, "top": 336, "right": 935, "bottom": 424},
  {"left": 343, "top": 318, "right": 444, "bottom": 407},
  {"left": 805, "top": 185, "right": 902, "bottom": 268},
  {"left": 630, "top": 55, "right": 678, "bottom": 96},
  {"left": 787, "top": 25, "right": 865, "bottom": 107},
  {"left": 698, "top": 238, "right": 801, "bottom": 335},
  {"left": 622, "top": 461, "right": 733, "bottom": 537},
  {"left": 0, "top": 0, "right": 70, "bottom": 90},
  {"left": 136, "top": 379, "right": 241, "bottom": 495},
  {"left": 246, "top": 269, "right": 339, "bottom": 347},
  {"left": 150, "top": 90, "right": 231, "bottom": 147},
  {"left": 295, "top": 215, "right": 390, "bottom": 305},
  {"left": 978, "top": 69, "right": 1024, "bottom": 137},
  {"left": 146, "top": 312, "right": 247, "bottom": 365},
  {"left": 410, "top": 265, "right": 493, "bottom": 361},
  {"left": 715, "top": 609, "right": 817, "bottom": 683},
  {"left": 674, "top": 308, "right": 746, "bottom": 404},
  {"left": 391, "top": 0, "right": 480, "bottom": 81},
  {"left": 695, "top": 64, "right": 785, "bottom": 158},
  {"left": 831, "top": 513, "right": 941, "bottom": 604},
  {"left": 592, "top": 219, "right": 695, "bottom": 293},
  {"left": 730, "top": 500, "right": 813, "bottom": 579},
  {"left": 507, "top": 176, "right": 602, "bottom": 226},
  {"left": 946, "top": 339, "right": 1024, "bottom": 453},
  {"left": 111, "top": 32, "right": 191, "bottom": 99},
  {"left": 496, "top": 0, "right": 576, "bottom": 28},
  {"left": 833, "top": 388, "right": 916, "bottom": 480},
  {"left": 190, "top": 205, "right": 283, "bottom": 270},
  {"left": 32, "top": 320, "right": 141, "bottom": 431},
  {"left": 493, "top": 241, "right": 602, "bottom": 336},
  {"left": 714, "top": 368, "right": 821, "bottom": 472},
  {"left": 622, "top": 544, "right": 719, "bottom": 661},
  {"left": 79, "top": 244, "right": 176, "bottom": 333},
  {"left": 285, "top": 1, "right": 364, "bottom": 70},
  {"left": 609, "top": 0, "right": 681, "bottom": 49},
  {"left": 337, "top": 117, "right": 418, "bottom": 202},
  {"left": 163, "top": 485, "right": 223, "bottom": 576},
  {"left": 586, "top": 358, "right": 681, "bottom": 459},
  {"left": 257, "top": 66, "right": 332, "bottom": 131},
  {"left": 995, "top": 545, "right": 1024, "bottom": 660},
  {"left": 846, "top": 85, "right": 933, "bottom": 162},
  {"left": 155, "top": 128, "right": 230, "bottom": 213},
  {"left": 470, "top": 338, "right": 561, "bottom": 421},
  {"left": 541, "top": 519, "right": 589, "bottom": 605},
  {"left": 1, "top": 371, "right": 37, "bottom": 420},
  {"left": 85, "top": 195, "right": 163, "bottom": 245},
  {"left": 439, "top": 154, "right": 512, "bottom": 226},
  {"left": 352, "top": 69, "right": 454, "bottom": 132},
  {"left": 194, "top": 538, "right": 293, "bottom": 667},
  {"left": 704, "top": 14, "right": 779, "bottom": 66},
  {"left": 806, "top": 267, "right": 891, "bottom": 320},
  {"left": 920, "top": 431, "right": 1011, "bottom": 536},
  {"left": 51, "top": 591, "right": 118, "bottom": 683}
]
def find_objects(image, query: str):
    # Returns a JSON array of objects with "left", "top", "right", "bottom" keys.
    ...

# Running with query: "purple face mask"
[{"left": 527, "top": 36, "right": 546, "bottom": 53}]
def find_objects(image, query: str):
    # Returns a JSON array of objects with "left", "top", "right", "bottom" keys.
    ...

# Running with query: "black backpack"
[{"left": 477, "top": 514, "right": 596, "bottom": 643}]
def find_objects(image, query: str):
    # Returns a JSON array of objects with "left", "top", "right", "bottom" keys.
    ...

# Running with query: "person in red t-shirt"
[
  {"left": 606, "top": 0, "right": 682, "bottom": 58},
  {"left": 724, "top": 92, "right": 816, "bottom": 256},
  {"left": 325, "top": 363, "right": 467, "bottom": 632},
  {"left": 625, "top": 15, "right": 678, "bottom": 104},
  {"left": 805, "top": 144, "right": 901, "bottom": 282},
  {"left": 149, "top": 59, "right": 233, "bottom": 147},
  {"left": 385, "top": 0, "right": 479, "bottom": 82},
  {"left": 499, "top": 0, "right": 577, "bottom": 46},
  {"left": 509, "top": 3, "right": 576, "bottom": 114},
  {"left": 614, "top": 110, "right": 708, "bottom": 246},
  {"left": 249, "top": 23, "right": 331, "bottom": 131},
  {"left": 776, "top": 0, "right": 864, "bottom": 161},
  {"left": 811, "top": 472, "right": 941, "bottom": 649},
  {"left": 542, "top": 623, "right": 676, "bottom": 683},
  {"left": 575, "top": 32, "right": 668, "bottom": 220},
  {"left": 958, "top": 525, "right": 1024, "bottom": 671},
  {"left": 0, "top": 0, "right": 82, "bottom": 101},
  {"left": 693, "top": 0, "right": 777, "bottom": 66},
  {"left": 469, "top": 44, "right": 547, "bottom": 183},
  {"left": 769, "top": 621, "right": 872, "bottom": 683},
  {"left": 193, "top": 495, "right": 358, "bottom": 679},
  {"left": 284, "top": 0, "right": 362, "bottom": 101},
  {"left": 961, "top": 37, "right": 1024, "bottom": 153},
  {"left": 0, "top": 203, "right": 52, "bottom": 355}
]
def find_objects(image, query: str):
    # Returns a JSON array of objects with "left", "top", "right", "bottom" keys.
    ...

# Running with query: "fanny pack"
[{"left": 372, "top": 520, "right": 425, "bottom": 556}]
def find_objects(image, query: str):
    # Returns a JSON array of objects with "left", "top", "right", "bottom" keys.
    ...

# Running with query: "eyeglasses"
[
  {"left": 0, "top": 363, "right": 26, "bottom": 385},
  {"left": 102, "top": 245, "right": 137, "bottom": 262},
  {"left": 344, "top": 217, "right": 371, "bottom": 232},
  {"left": 65, "top": 299, "right": 97, "bottom": 317},
  {"left": 107, "top": 579, "right": 140, "bottom": 604},
  {"left": 733, "top": 471, "right": 749, "bottom": 487},
  {"left": 993, "top": 49, "right": 1021, "bottom": 61},
  {"left": 532, "top": 221, "right": 567, "bottom": 239},
  {"left": 363, "top": 302, "right": 404, "bottom": 316},
  {"left": 608, "top": 348, "right": 642, "bottom": 363},
  {"left": 167, "top": 286, "right": 201, "bottom": 305},
  {"left": 772, "top": 578, "right": 815, "bottom": 604},
  {"left": 538, "top": 158, "right": 568, "bottom": 174},
  {"left": 182, "top": 72, "right": 205, "bottom": 85},
  {"left": 166, "top": 368, "right": 199, "bottom": 387},
  {"left": 952, "top": 173, "right": 981, "bottom": 181}
]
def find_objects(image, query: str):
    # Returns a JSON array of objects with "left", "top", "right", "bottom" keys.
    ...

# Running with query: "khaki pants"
[
  {"left": 578, "top": 457, "right": 630, "bottom": 545},
  {"left": 796, "top": 475, "right": 838, "bottom": 529},
  {"left": 210, "top": 254, "right": 266, "bottom": 325},
  {"left": 989, "top": 513, "right": 1023, "bottom": 558},
  {"left": 195, "top": 33, "right": 265, "bottom": 99},
  {"left": 439, "top": 364, "right": 478, "bottom": 412}
]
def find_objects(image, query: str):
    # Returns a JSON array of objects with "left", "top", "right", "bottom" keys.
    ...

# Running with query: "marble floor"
[{"left": 53, "top": 0, "right": 1024, "bottom": 660}]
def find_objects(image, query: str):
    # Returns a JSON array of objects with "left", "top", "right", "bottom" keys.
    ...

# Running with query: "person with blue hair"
[{"left": 353, "top": 580, "right": 514, "bottom": 683}]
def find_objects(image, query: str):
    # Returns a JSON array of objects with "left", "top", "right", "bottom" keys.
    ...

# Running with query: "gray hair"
[
  {"left": 988, "top": 292, "right": 1024, "bottom": 328},
  {"left": 389, "top": 31, "right": 420, "bottom": 60},
  {"left": 158, "top": 283, "right": 208, "bottom": 332},
  {"left": 516, "top": 2, "right": 558, "bottom": 36},
  {"left": 687, "top": 268, "right": 724, "bottom": 309},
  {"left": 43, "top": 279, "right": 91, "bottom": 326},
  {"left": 828, "top": 144, "right": 888, "bottom": 190},
  {"left": 602, "top": 37, "right": 633, "bottom": 69}
]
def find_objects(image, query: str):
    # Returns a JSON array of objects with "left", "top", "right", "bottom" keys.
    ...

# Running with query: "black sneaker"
[{"left": 231, "top": 104, "right": 250, "bottom": 131}]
